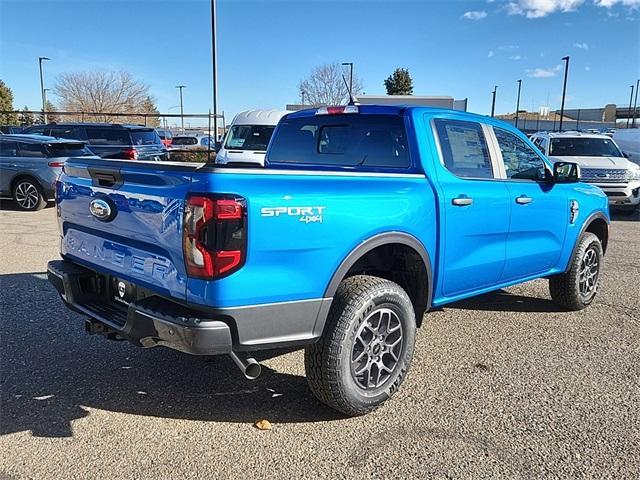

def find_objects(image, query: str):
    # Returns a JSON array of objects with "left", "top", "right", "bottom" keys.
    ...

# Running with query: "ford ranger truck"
[{"left": 48, "top": 105, "right": 610, "bottom": 416}]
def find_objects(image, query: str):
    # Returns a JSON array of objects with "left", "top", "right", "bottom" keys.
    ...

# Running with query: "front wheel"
[
  {"left": 305, "top": 275, "right": 416, "bottom": 416},
  {"left": 549, "top": 232, "right": 603, "bottom": 311},
  {"left": 13, "top": 178, "right": 47, "bottom": 211}
]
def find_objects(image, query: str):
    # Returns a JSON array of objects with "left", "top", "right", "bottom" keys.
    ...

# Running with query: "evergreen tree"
[
  {"left": 19, "top": 106, "right": 35, "bottom": 126},
  {"left": 384, "top": 68, "right": 414, "bottom": 95},
  {"left": 0, "top": 80, "right": 19, "bottom": 124}
]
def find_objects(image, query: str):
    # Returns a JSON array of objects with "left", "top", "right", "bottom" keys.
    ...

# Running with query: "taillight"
[
  {"left": 183, "top": 195, "right": 247, "bottom": 279},
  {"left": 122, "top": 148, "right": 138, "bottom": 160},
  {"left": 48, "top": 161, "right": 65, "bottom": 167}
]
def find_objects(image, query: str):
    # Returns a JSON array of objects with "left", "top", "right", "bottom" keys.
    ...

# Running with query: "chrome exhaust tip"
[{"left": 229, "top": 351, "right": 262, "bottom": 380}]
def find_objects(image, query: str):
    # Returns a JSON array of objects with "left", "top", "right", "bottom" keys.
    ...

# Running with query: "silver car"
[{"left": 0, "top": 134, "right": 95, "bottom": 211}]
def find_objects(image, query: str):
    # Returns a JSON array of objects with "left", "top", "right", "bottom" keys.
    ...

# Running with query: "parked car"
[
  {"left": 613, "top": 128, "right": 640, "bottom": 166},
  {"left": 215, "top": 110, "right": 290, "bottom": 166},
  {"left": 156, "top": 128, "right": 173, "bottom": 148},
  {"left": 0, "top": 134, "right": 95, "bottom": 210},
  {"left": 22, "top": 123, "right": 168, "bottom": 161},
  {"left": 170, "top": 133, "right": 214, "bottom": 150},
  {"left": 0, "top": 125, "right": 24, "bottom": 134},
  {"left": 531, "top": 131, "right": 640, "bottom": 212},
  {"left": 48, "top": 105, "right": 609, "bottom": 416}
]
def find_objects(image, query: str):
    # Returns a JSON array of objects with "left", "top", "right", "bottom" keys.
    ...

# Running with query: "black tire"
[
  {"left": 549, "top": 232, "right": 603, "bottom": 311},
  {"left": 12, "top": 178, "right": 47, "bottom": 211},
  {"left": 304, "top": 275, "right": 416, "bottom": 416}
]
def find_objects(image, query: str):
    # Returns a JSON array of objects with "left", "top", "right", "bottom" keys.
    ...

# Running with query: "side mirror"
[
  {"left": 214, "top": 141, "right": 222, "bottom": 153},
  {"left": 553, "top": 161, "right": 581, "bottom": 183},
  {"left": 622, "top": 151, "right": 629, "bottom": 159}
]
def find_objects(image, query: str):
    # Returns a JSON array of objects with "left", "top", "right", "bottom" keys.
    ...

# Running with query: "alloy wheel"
[
  {"left": 15, "top": 182, "right": 39, "bottom": 210},
  {"left": 578, "top": 246, "right": 599, "bottom": 299},
  {"left": 350, "top": 307, "right": 404, "bottom": 390}
]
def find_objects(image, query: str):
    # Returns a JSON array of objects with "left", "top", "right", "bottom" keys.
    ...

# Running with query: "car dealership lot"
[{"left": 0, "top": 204, "right": 638, "bottom": 479}]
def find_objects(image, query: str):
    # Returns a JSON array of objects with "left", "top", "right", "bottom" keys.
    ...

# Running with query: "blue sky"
[{"left": 1, "top": 0, "right": 639, "bottom": 126}]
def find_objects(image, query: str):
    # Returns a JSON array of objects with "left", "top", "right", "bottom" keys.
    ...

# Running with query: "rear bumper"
[{"left": 47, "top": 259, "right": 330, "bottom": 355}]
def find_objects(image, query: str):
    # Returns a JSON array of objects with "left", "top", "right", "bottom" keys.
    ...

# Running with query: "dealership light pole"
[
  {"left": 342, "top": 62, "right": 354, "bottom": 99},
  {"left": 514, "top": 79, "right": 522, "bottom": 129},
  {"left": 632, "top": 79, "right": 639, "bottom": 128},
  {"left": 176, "top": 85, "right": 186, "bottom": 131},
  {"left": 211, "top": 0, "right": 219, "bottom": 140},
  {"left": 43, "top": 88, "right": 50, "bottom": 122},
  {"left": 490, "top": 85, "right": 498, "bottom": 117},
  {"left": 627, "top": 84, "right": 635, "bottom": 128},
  {"left": 558, "top": 56, "right": 570, "bottom": 132},
  {"left": 38, "top": 57, "right": 50, "bottom": 124}
]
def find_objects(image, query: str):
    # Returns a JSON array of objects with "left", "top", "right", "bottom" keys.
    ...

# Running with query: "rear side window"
[
  {"left": 26, "top": 127, "right": 48, "bottom": 136},
  {"left": 86, "top": 128, "right": 130, "bottom": 145},
  {"left": 0, "top": 141, "right": 19, "bottom": 157},
  {"left": 131, "top": 130, "right": 161, "bottom": 145},
  {"left": 268, "top": 114, "right": 410, "bottom": 170},
  {"left": 172, "top": 137, "right": 198, "bottom": 146},
  {"left": 434, "top": 119, "right": 493, "bottom": 179},
  {"left": 50, "top": 127, "right": 82, "bottom": 140},
  {"left": 46, "top": 143, "right": 93, "bottom": 157},
  {"left": 18, "top": 143, "right": 46, "bottom": 158}
]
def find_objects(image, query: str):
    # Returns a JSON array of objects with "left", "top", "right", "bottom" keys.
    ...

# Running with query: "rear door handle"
[
  {"left": 515, "top": 195, "right": 533, "bottom": 205},
  {"left": 452, "top": 195, "right": 473, "bottom": 206}
]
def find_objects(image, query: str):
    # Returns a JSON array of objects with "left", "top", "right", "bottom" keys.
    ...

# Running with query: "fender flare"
[
  {"left": 565, "top": 211, "right": 609, "bottom": 273},
  {"left": 323, "top": 231, "right": 434, "bottom": 310}
]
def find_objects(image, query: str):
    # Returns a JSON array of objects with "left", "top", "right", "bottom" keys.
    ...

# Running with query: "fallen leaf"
[{"left": 254, "top": 419, "right": 272, "bottom": 430}]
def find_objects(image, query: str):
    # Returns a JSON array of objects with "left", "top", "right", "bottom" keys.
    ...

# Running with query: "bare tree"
[
  {"left": 53, "top": 71, "right": 157, "bottom": 124},
  {"left": 299, "top": 63, "right": 363, "bottom": 106}
]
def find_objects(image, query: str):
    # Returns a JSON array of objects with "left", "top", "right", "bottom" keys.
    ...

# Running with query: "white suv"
[{"left": 531, "top": 131, "right": 640, "bottom": 212}]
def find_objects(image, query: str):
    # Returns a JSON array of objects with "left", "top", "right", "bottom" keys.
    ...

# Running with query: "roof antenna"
[{"left": 341, "top": 73, "right": 355, "bottom": 106}]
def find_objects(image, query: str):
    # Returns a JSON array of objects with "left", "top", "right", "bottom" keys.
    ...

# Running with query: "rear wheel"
[
  {"left": 12, "top": 178, "right": 47, "bottom": 211},
  {"left": 549, "top": 232, "right": 602, "bottom": 311},
  {"left": 305, "top": 275, "right": 416, "bottom": 416}
]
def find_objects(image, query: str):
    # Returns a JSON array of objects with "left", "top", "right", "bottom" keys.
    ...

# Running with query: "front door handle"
[
  {"left": 452, "top": 195, "right": 473, "bottom": 206},
  {"left": 515, "top": 195, "right": 533, "bottom": 205}
]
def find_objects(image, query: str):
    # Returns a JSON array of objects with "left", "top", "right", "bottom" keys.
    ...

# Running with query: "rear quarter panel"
[{"left": 187, "top": 169, "right": 437, "bottom": 308}]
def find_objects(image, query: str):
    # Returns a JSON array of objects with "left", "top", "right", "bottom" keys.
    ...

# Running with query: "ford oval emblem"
[{"left": 89, "top": 198, "right": 114, "bottom": 222}]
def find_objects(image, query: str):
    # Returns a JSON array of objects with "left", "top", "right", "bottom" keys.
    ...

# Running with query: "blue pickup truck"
[{"left": 48, "top": 105, "right": 609, "bottom": 416}]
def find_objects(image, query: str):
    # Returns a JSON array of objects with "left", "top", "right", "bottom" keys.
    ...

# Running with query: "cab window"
[
  {"left": 434, "top": 119, "right": 493, "bottom": 179},
  {"left": 494, "top": 128, "right": 547, "bottom": 181}
]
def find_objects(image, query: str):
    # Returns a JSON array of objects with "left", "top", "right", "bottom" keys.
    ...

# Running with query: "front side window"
[
  {"left": 494, "top": 128, "right": 547, "bottom": 181},
  {"left": 50, "top": 127, "right": 82, "bottom": 140},
  {"left": 225, "top": 125, "right": 276, "bottom": 151},
  {"left": 18, "top": 143, "right": 46, "bottom": 158},
  {"left": 549, "top": 137, "right": 623, "bottom": 157},
  {"left": 434, "top": 119, "right": 493, "bottom": 179},
  {"left": 268, "top": 114, "right": 410, "bottom": 169}
]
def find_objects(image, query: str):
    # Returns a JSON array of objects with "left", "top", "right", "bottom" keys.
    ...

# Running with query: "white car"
[
  {"left": 531, "top": 131, "right": 640, "bottom": 212},
  {"left": 216, "top": 110, "right": 290, "bottom": 166},
  {"left": 170, "top": 133, "right": 214, "bottom": 150},
  {"left": 613, "top": 128, "right": 640, "bottom": 166}
]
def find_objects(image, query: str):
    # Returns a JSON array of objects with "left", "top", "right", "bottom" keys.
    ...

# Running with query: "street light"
[
  {"left": 627, "top": 84, "right": 635, "bottom": 128},
  {"left": 211, "top": 0, "right": 219, "bottom": 141},
  {"left": 342, "top": 62, "right": 354, "bottom": 101},
  {"left": 515, "top": 79, "right": 522, "bottom": 129},
  {"left": 176, "top": 85, "right": 186, "bottom": 131},
  {"left": 558, "top": 56, "right": 570, "bottom": 132},
  {"left": 632, "top": 79, "right": 639, "bottom": 128},
  {"left": 38, "top": 56, "right": 50, "bottom": 124},
  {"left": 491, "top": 85, "right": 498, "bottom": 118},
  {"left": 43, "top": 88, "right": 50, "bottom": 122}
]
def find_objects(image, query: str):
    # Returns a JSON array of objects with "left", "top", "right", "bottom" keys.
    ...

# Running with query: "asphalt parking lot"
[{"left": 0, "top": 202, "right": 638, "bottom": 479}]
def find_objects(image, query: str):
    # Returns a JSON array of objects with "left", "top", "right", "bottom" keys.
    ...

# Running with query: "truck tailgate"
[{"left": 57, "top": 158, "right": 200, "bottom": 300}]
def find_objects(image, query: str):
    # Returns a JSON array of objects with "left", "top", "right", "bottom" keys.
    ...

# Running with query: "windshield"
[
  {"left": 46, "top": 143, "right": 93, "bottom": 157},
  {"left": 172, "top": 137, "right": 198, "bottom": 146},
  {"left": 131, "top": 130, "right": 161, "bottom": 145},
  {"left": 550, "top": 137, "right": 623, "bottom": 157},
  {"left": 224, "top": 125, "right": 275, "bottom": 151}
]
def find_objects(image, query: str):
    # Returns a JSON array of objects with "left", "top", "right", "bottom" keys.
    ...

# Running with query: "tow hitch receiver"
[{"left": 85, "top": 319, "right": 124, "bottom": 341}]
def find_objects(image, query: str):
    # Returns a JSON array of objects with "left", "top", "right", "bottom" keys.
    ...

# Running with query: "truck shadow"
[
  {"left": 0, "top": 272, "right": 343, "bottom": 438},
  {"left": 444, "top": 289, "right": 564, "bottom": 313}
]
